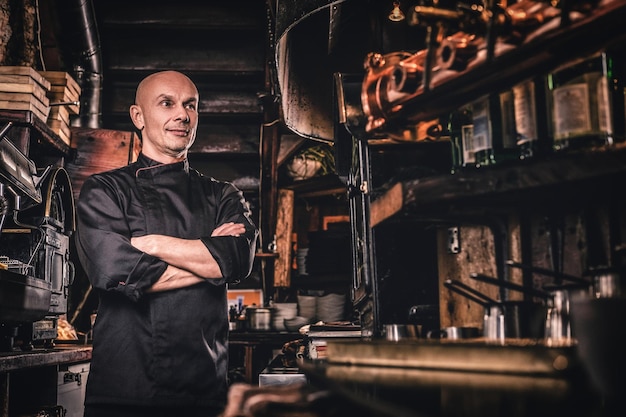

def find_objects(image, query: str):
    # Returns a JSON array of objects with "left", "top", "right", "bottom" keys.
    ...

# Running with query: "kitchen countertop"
[
  {"left": 300, "top": 359, "right": 614, "bottom": 417},
  {"left": 295, "top": 339, "right": 620, "bottom": 417},
  {"left": 0, "top": 343, "right": 92, "bottom": 372}
]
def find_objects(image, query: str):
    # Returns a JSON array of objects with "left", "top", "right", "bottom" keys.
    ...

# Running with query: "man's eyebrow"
[
  {"left": 154, "top": 94, "right": 197, "bottom": 104},
  {"left": 155, "top": 93, "right": 173, "bottom": 101}
]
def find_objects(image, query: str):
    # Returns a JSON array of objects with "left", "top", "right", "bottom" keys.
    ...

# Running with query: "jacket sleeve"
[
  {"left": 75, "top": 175, "right": 168, "bottom": 301},
  {"left": 200, "top": 182, "right": 258, "bottom": 284}
]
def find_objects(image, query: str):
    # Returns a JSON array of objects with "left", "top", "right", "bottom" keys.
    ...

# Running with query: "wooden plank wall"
[
  {"left": 437, "top": 201, "right": 619, "bottom": 329},
  {"left": 437, "top": 217, "right": 523, "bottom": 329},
  {"left": 64, "top": 127, "right": 141, "bottom": 201}
]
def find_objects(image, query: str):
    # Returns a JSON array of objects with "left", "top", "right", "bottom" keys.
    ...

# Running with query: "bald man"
[{"left": 75, "top": 71, "right": 258, "bottom": 417}]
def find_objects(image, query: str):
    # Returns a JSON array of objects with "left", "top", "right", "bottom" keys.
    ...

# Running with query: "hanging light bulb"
[{"left": 388, "top": 1, "right": 405, "bottom": 22}]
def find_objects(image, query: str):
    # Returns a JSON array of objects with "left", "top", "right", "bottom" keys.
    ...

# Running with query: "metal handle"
[
  {"left": 469, "top": 273, "right": 552, "bottom": 300},
  {"left": 444, "top": 279, "right": 497, "bottom": 307},
  {"left": 505, "top": 260, "right": 590, "bottom": 285}
]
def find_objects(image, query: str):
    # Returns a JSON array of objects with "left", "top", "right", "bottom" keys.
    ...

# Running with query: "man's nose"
[{"left": 175, "top": 106, "right": 191, "bottom": 122}]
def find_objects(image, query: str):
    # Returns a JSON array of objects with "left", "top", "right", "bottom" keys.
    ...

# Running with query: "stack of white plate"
[
  {"left": 284, "top": 316, "right": 310, "bottom": 332},
  {"left": 316, "top": 293, "right": 346, "bottom": 323},
  {"left": 297, "top": 295, "right": 317, "bottom": 321},
  {"left": 272, "top": 303, "right": 297, "bottom": 331},
  {"left": 296, "top": 248, "right": 309, "bottom": 276}
]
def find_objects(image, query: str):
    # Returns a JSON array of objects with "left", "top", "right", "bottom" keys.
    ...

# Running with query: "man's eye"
[
  {"left": 185, "top": 103, "right": 197, "bottom": 111},
  {"left": 160, "top": 100, "right": 172, "bottom": 107}
]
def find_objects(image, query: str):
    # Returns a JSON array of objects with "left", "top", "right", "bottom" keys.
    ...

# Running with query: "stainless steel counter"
[{"left": 258, "top": 354, "right": 307, "bottom": 387}]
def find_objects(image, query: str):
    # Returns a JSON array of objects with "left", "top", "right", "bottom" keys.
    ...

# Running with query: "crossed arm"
[{"left": 131, "top": 222, "right": 245, "bottom": 292}]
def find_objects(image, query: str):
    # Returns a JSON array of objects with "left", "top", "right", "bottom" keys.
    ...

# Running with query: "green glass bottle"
[
  {"left": 548, "top": 50, "right": 625, "bottom": 151},
  {"left": 512, "top": 76, "right": 551, "bottom": 160},
  {"left": 448, "top": 105, "right": 474, "bottom": 173},
  {"left": 471, "top": 91, "right": 518, "bottom": 167}
]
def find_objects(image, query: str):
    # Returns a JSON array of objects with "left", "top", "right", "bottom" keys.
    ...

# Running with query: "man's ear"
[{"left": 130, "top": 104, "right": 144, "bottom": 130}]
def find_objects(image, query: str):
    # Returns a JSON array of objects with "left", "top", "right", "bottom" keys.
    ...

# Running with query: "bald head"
[
  {"left": 129, "top": 71, "right": 200, "bottom": 163},
  {"left": 135, "top": 71, "right": 198, "bottom": 106}
]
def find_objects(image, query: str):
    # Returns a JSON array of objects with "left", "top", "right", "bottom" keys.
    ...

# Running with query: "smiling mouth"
[{"left": 168, "top": 128, "right": 190, "bottom": 136}]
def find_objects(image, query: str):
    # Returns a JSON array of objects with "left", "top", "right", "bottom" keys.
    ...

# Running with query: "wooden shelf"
[
  {"left": 281, "top": 174, "right": 347, "bottom": 198},
  {"left": 371, "top": 0, "right": 626, "bottom": 136},
  {"left": 370, "top": 143, "right": 626, "bottom": 226},
  {"left": 0, "top": 109, "right": 70, "bottom": 155},
  {"left": 255, "top": 252, "right": 279, "bottom": 259}
]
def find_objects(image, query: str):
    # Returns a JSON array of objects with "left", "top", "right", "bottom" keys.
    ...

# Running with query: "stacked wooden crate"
[
  {"left": 40, "top": 71, "right": 81, "bottom": 146},
  {"left": 0, "top": 66, "right": 51, "bottom": 123}
]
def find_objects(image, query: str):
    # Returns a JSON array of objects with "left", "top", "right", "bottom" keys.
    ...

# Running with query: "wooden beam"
[{"left": 273, "top": 189, "right": 294, "bottom": 288}]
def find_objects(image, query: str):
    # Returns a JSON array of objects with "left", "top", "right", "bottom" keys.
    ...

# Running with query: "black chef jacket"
[{"left": 75, "top": 154, "right": 258, "bottom": 408}]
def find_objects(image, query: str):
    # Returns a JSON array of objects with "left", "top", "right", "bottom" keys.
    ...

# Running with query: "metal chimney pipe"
[{"left": 56, "top": 0, "right": 102, "bottom": 128}]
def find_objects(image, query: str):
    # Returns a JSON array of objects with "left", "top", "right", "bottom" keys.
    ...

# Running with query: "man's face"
[{"left": 130, "top": 71, "right": 199, "bottom": 162}]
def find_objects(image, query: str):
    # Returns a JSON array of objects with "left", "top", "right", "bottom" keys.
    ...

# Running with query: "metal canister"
[{"left": 245, "top": 307, "right": 274, "bottom": 331}]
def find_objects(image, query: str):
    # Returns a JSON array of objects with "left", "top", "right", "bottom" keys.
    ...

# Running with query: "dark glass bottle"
[
  {"left": 548, "top": 50, "right": 625, "bottom": 151},
  {"left": 471, "top": 91, "right": 518, "bottom": 167},
  {"left": 512, "top": 77, "right": 551, "bottom": 160},
  {"left": 448, "top": 105, "right": 474, "bottom": 173}
]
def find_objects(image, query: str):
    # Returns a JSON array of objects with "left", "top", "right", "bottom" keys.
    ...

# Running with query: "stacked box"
[
  {"left": 40, "top": 71, "right": 81, "bottom": 146},
  {"left": 0, "top": 66, "right": 51, "bottom": 123}
]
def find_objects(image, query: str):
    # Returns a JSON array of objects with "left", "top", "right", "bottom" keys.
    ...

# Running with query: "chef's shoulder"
[
  {"left": 80, "top": 163, "right": 138, "bottom": 197},
  {"left": 192, "top": 168, "right": 244, "bottom": 197}
]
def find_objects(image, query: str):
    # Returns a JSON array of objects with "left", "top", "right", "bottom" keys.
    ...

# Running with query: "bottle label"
[
  {"left": 552, "top": 82, "right": 591, "bottom": 141},
  {"left": 597, "top": 76, "right": 612, "bottom": 135},
  {"left": 499, "top": 91, "right": 518, "bottom": 149},
  {"left": 461, "top": 124, "right": 475, "bottom": 165},
  {"left": 471, "top": 99, "right": 491, "bottom": 153},
  {"left": 513, "top": 81, "right": 538, "bottom": 145}
]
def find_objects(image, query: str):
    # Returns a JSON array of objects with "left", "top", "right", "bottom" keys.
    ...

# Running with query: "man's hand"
[
  {"left": 130, "top": 234, "right": 157, "bottom": 255},
  {"left": 211, "top": 222, "right": 245, "bottom": 237},
  {"left": 146, "top": 265, "right": 205, "bottom": 293}
]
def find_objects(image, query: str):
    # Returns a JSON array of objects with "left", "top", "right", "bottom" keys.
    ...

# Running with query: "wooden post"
[{"left": 273, "top": 189, "right": 294, "bottom": 288}]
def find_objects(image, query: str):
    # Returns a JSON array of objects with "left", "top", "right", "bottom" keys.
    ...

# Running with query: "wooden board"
[
  {"left": 48, "top": 119, "right": 71, "bottom": 136},
  {"left": 39, "top": 71, "right": 81, "bottom": 96},
  {"left": 0, "top": 66, "right": 51, "bottom": 90},
  {"left": 48, "top": 105, "right": 70, "bottom": 125},
  {"left": 49, "top": 85, "right": 80, "bottom": 101},
  {"left": 40, "top": 71, "right": 81, "bottom": 114},
  {"left": 0, "top": 82, "right": 49, "bottom": 103},
  {"left": 0, "top": 92, "right": 50, "bottom": 124},
  {"left": 0, "top": 100, "right": 49, "bottom": 122},
  {"left": 0, "top": 74, "right": 50, "bottom": 90},
  {"left": 47, "top": 121, "right": 72, "bottom": 146},
  {"left": 0, "top": 91, "right": 49, "bottom": 109},
  {"left": 273, "top": 189, "right": 294, "bottom": 288}
]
